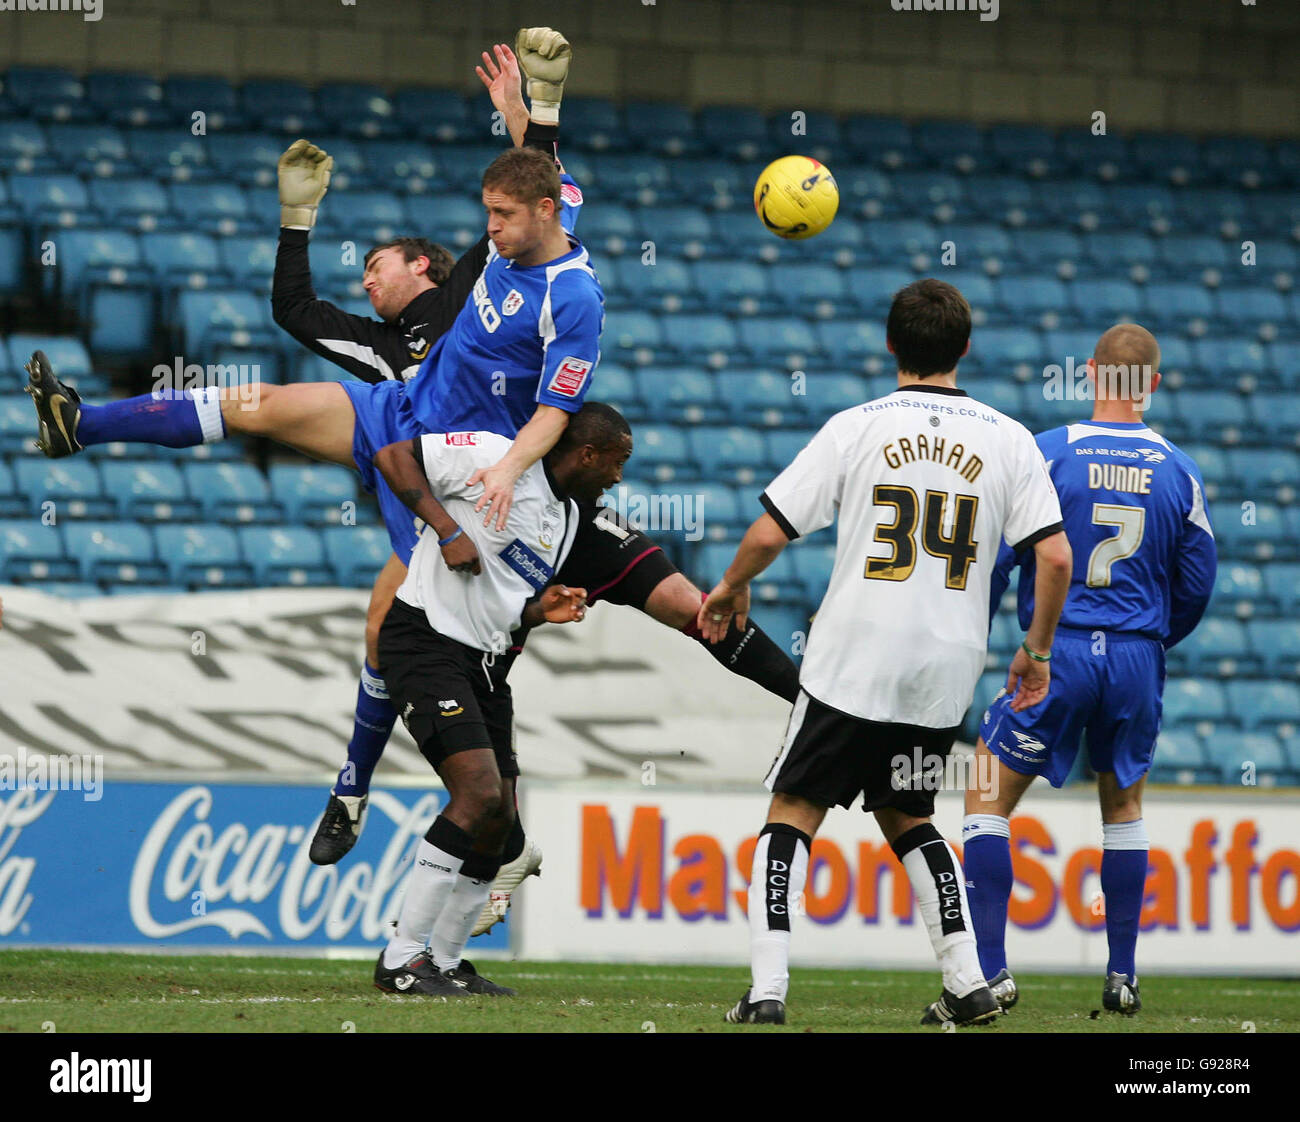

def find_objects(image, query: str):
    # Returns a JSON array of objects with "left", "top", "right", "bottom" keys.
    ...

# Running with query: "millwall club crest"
[{"left": 502, "top": 289, "right": 525, "bottom": 317}]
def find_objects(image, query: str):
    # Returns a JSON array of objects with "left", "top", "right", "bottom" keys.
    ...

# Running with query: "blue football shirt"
[{"left": 990, "top": 420, "right": 1217, "bottom": 647}]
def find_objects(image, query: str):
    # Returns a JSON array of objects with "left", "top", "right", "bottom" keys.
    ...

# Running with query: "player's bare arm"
[
  {"left": 374, "top": 438, "right": 481, "bottom": 574},
  {"left": 1005, "top": 530, "right": 1072, "bottom": 712},
  {"left": 478, "top": 42, "right": 530, "bottom": 145},
  {"left": 698, "top": 513, "right": 789, "bottom": 642},
  {"left": 469, "top": 404, "right": 570, "bottom": 530}
]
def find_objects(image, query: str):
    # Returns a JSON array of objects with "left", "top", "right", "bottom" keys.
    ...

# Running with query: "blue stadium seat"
[
  {"left": 1266, "top": 342, "right": 1300, "bottom": 392},
  {"left": 1171, "top": 617, "right": 1254, "bottom": 677},
  {"left": 816, "top": 319, "right": 888, "bottom": 370},
  {"left": 790, "top": 541, "right": 837, "bottom": 601},
  {"left": 678, "top": 157, "right": 750, "bottom": 199},
  {"left": 1245, "top": 620, "right": 1300, "bottom": 681},
  {"left": 767, "top": 110, "right": 842, "bottom": 160},
  {"left": 988, "top": 125, "right": 1058, "bottom": 176},
  {"left": 7, "top": 173, "right": 94, "bottom": 226},
  {"left": 1263, "top": 562, "right": 1300, "bottom": 613},
  {"left": 970, "top": 327, "right": 1044, "bottom": 373},
  {"left": 402, "top": 193, "right": 482, "bottom": 247},
  {"left": 633, "top": 424, "right": 692, "bottom": 480},
  {"left": 1170, "top": 390, "right": 1249, "bottom": 444},
  {"left": 940, "top": 224, "right": 1012, "bottom": 268},
  {"left": 0, "top": 519, "right": 75, "bottom": 581},
  {"left": 88, "top": 176, "right": 172, "bottom": 230},
  {"left": 204, "top": 132, "right": 284, "bottom": 188},
  {"left": 1225, "top": 449, "right": 1300, "bottom": 502},
  {"left": 14, "top": 459, "right": 115, "bottom": 520},
  {"left": 0, "top": 395, "right": 37, "bottom": 455},
  {"left": 392, "top": 88, "right": 472, "bottom": 143},
  {"left": 1149, "top": 731, "right": 1214, "bottom": 785},
  {"left": 1191, "top": 339, "right": 1267, "bottom": 386},
  {"left": 268, "top": 462, "right": 360, "bottom": 525},
  {"left": 1068, "top": 278, "right": 1144, "bottom": 322},
  {"left": 994, "top": 276, "right": 1069, "bottom": 320},
  {"left": 891, "top": 170, "right": 965, "bottom": 212},
  {"left": 99, "top": 461, "right": 199, "bottom": 522},
  {"left": 167, "top": 182, "right": 252, "bottom": 235},
  {"left": 1129, "top": 132, "right": 1204, "bottom": 185},
  {"left": 768, "top": 262, "right": 848, "bottom": 316},
  {"left": 153, "top": 522, "right": 253, "bottom": 587},
  {"left": 624, "top": 101, "right": 697, "bottom": 156},
  {"left": 45, "top": 227, "right": 145, "bottom": 307},
  {"left": 842, "top": 116, "right": 912, "bottom": 166},
  {"left": 973, "top": 381, "right": 1026, "bottom": 419},
  {"left": 578, "top": 202, "right": 638, "bottom": 253},
  {"left": 1203, "top": 137, "right": 1275, "bottom": 188},
  {"left": 736, "top": 316, "right": 818, "bottom": 365},
  {"left": 1214, "top": 733, "right": 1295, "bottom": 787},
  {"left": 86, "top": 72, "right": 168, "bottom": 127},
  {"left": 62, "top": 521, "right": 166, "bottom": 584},
  {"left": 44, "top": 123, "right": 131, "bottom": 173},
  {"left": 1142, "top": 282, "right": 1214, "bottom": 333},
  {"left": 352, "top": 138, "right": 436, "bottom": 187},
  {"left": 1039, "top": 180, "right": 1110, "bottom": 226},
  {"left": 238, "top": 526, "right": 333, "bottom": 586},
  {"left": 1214, "top": 287, "right": 1288, "bottom": 330},
  {"left": 602, "top": 310, "right": 664, "bottom": 364},
  {"left": 636, "top": 205, "right": 714, "bottom": 249},
  {"left": 174, "top": 289, "right": 274, "bottom": 354},
  {"left": 766, "top": 429, "right": 815, "bottom": 472},
  {"left": 1082, "top": 232, "right": 1158, "bottom": 276},
  {"left": 912, "top": 120, "right": 987, "bottom": 174},
  {"left": 798, "top": 371, "right": 871, "bottom": 418},
  {"left": 656, "top": 312, "right": 735, "bottom": 365},
  {"left": 240, "top": 79, "right": 318, "bottom": 132},
  {"left": 140, "top": 229, "right": 223, "bottom": 284},
  {"left": 863, "top": 219, "right": 936, "bottom": 263},
  {"left": 317, "top": 190, "right": 406, "bottom": 242},
  {"left": 8, "top": 334, "right": 92, "bottom": 382},
  {"left": 1210, "top": 561, "right": 1265, "bottom": 619},
  {"left": 5, "top": 67, "right": 91, "bottom": 122},
  {"left": 1209, "top": 500, "right": 1289, "bottom": 561},
  {"left": 1177, "top": 186, "right": 1252, "bottom": 226},
  {"left": 162, "top": 76, "right": 242, "bottom": 130},
  {"left": 322, "top": 524, "right": 392, "bottom": 586},
  {"left": 1226, "top": 681, "right": 1300, "bottom": 731},
  {"left": 182, "top": 461, "right": 282, "bottom": 524},
  {"left": 1008, "top": 229, "right": 1082, "bottom": 272},
  {"left": 689, "top": 482, "right": 742, "bottom": 539},
  {"left": 750, "top": 550, "right": 800, "bottom": 603},
  {"left": 318, "top": 83, "right": 397, "bottom": 138},
  {"left": 836, "top": 163, "right": 893, "bottom": 210},
  {"left": 688, "top": 426, "right": 766, "bottom": 483},
  {"left": 0, "top": 461, "right": 20, "bottom": 518},
  {"left": 634, "top": 367, "right": 722, "bottom": 425},
  {"left": 698, "top": 105, "right": 768, "bottom": 160},
  {"left": 613, "top": 256, "right": 696, "bottom": 313},
  {"left": 422, "top": 145, "right": 499, "bottom": 192},
  {"left": 591, "top": 362, "right": 642, "bottom": 420},
  {"left": 0, "top": 119, "right": 50, "bottom": 172},
  {"left": 1161, "top": 678, "right": 1228, "bottom": 733},
  {"left": 1159, "top": 234, "right": 1230, "bottom": 272},
  {"left": 940, "top": 271, "right": 997, "bottom": 322},
  {"left": 715, "top": 369, "right": 796, "bottom": 427},
  {"left": 689, "top": 260, "right": 771, "bottom": 314},
  {"left": 843, "top": 267, "right": 914, "bottom": 318}
]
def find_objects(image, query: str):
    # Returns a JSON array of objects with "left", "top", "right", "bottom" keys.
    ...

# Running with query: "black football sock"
[
  {"left": 501, "top": 806, "right": 526, "bottom": 865},
  {"left": 684, "top": 614, "right": 800, "bottom": 703}
]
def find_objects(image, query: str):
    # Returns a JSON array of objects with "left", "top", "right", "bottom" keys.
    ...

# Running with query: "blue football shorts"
[
  {"left": 977, "top": 627, "right": 1166, "bottom": 790},
  {"left": 340, "top": 379, "right": 425, "bottom": 561}
]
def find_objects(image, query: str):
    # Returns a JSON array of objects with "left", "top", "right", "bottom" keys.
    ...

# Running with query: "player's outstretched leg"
[
  {"left": 645, "top": 575, "right": 800, "bottom": 703},
  {"left": 878, "top": 809, "right": 999, "bottom": 1027},
  {"left": 1098, "top": 772, "right": 1148, "bottom": 1015},
  {"left": 726, "top": 803, "right": 816, "bottom": 1026}
]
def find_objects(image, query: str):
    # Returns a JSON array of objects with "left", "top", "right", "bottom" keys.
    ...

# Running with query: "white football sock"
[
  {"left": 748, "top": 824, "right": 810, "bottom": 1004},
  {"left": 429, "top": 870, "right": 496, "bottom": 972},
  {"left": 895, "top": 824, "right": 986, "bottom": 998},
  {"left": 188, "top": 386, "right": 227, "bottom": 443},
  {"left": 382, "top": 838, "right": 463, "bottom": 969}
]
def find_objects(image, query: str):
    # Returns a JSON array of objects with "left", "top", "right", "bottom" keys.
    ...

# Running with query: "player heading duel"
[
  {"left": 963, "top": 323, "right": 1216, "bottom": 1016},
  {"left": 701, "top": 279, "right": 1073, "bottom": 1028}
]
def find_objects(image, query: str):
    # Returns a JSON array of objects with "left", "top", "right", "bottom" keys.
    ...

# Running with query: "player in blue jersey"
[{"left": 961, "top": 323, "right": 1217, "bottom": 1016}]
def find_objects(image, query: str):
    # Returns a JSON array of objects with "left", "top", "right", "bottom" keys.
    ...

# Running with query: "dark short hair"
[
  {"left": 556, "top": 401, "right": 630, "bottom": 454},
  {"left": 482, "top": 147, "right": 561, "bottom": 209},
  {"left": 886, "top": 279, "right": 972, "bottom": 378},
  {"left": 363, "top": 237, "right": 454, "bottom": 286}
]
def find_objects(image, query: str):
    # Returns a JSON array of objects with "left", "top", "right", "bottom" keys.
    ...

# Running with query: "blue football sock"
[
  {"left": 334, "top": 662, "right": 396, "bottom": 798},
  {"left": 962, "top": 814, "right": 1012, "bottom": 978},
  {"left": 77, "top": 387, "right": 225, "bottom": 448},
  {"left": 1101, "top": 819, "right": 1149, "bottom": 979}
]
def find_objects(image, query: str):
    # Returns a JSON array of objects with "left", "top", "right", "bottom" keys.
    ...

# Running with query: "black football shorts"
[
  {"left": 766, "top": 690, "right": 960, "bottom": 817},
  {"left": 555, "top": 500, "right": 679, "bottom": 608},
  {"left": 378, "top": 599, "right": 518, "bottom": 778}
]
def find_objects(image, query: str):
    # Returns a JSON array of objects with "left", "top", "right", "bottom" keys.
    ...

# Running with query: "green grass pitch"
[{"left": 2, "top": 950, "right": 1297, "bottom": 1033}]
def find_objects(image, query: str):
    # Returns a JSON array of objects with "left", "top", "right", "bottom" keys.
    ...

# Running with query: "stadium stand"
[{"left": 0, "top": 75, "right": 1296, "bottom": 786}]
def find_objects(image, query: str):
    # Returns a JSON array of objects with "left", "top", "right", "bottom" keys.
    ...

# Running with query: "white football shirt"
[
  {"left": 394, "top": 430, "right": 579, "bottom": 653},
  {"left": 762, "top": 384, "right": 1063, "bottom": 728}
]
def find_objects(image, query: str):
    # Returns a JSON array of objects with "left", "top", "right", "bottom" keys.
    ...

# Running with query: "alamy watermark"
[
  {"left": 152, "top": 357, "right": 262, "bottom": 410},
  {"left": 600, "top": 485, "right": 705, "bottom": 542},
  {"left": 0, "top": 746, "right": 103, "bottom": 802},
  {"left": 1042, "top": 360, "right": 1154, "bottom": 411},
  {"left": 891, "top": 746, "right": 999, "bottom": 798},
  {"left": 0, "top": 0, "right": 102, "bottom": 21}
]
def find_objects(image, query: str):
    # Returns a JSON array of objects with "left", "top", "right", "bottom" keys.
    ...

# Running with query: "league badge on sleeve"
[
  {"left": 502, "top": 289, "right": 525, "bottom": 317},
  {"left": 548, "top": 356, "right": 592, "bottom": 398},
  {"left": 560, "top": 182, "right": 583, "bottom": 207}
]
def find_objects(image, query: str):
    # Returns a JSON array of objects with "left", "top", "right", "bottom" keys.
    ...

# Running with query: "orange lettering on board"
[
  {"left": 856, "top": 841, "right": 913, "bottom": 924},
  {"left": 733, "top": 836, "right": 759, "bottom": 914},
  {"left": 1225, "top": 820, "right": 1258, "bottom": 930},
  {"left": 1139, "top": 848, "right": 1178, "bottom": 930},
  {"left": 1007, "top": 815, "right": 1057, "bottom": 929},
  {"left": 1063, "top": 847, "right": 1105, "bottom": 930},
  {"left": 805, "top": 839, "right": 851, "bottom": 923},
  {"left": 1261, "top": 848, "right": 1300, "bottom": 932},
  {"left": 668, "top": 834, "right": 728, "bottom": 920},
  {"left": 1184, "top": 820, "right": 1217, "bottom": 930},
  {"left": 579, "top": 804, "right": 663, "bottom": 917}
]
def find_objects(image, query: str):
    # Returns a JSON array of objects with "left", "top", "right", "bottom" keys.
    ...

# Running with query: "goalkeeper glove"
[
  {"left": 278, "top": 138, "right": 332, "bottom": 229},
  {"left": 515, "top": 26, "right": 571, "bottom": 126}
]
